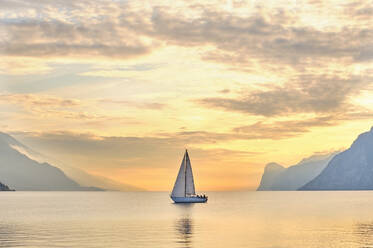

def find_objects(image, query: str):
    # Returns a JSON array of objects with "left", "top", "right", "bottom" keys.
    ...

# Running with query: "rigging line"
[{"left": 184, "top": 150, "right": 187, "bottom": 197}]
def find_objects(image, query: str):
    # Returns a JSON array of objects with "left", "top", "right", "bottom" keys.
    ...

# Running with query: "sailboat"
[{"left": 170, "top": 150, "right": 208, "bottom": 203}]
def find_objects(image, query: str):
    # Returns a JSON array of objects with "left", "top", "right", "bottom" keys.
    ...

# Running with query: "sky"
[{"left": 0, "top": 0, "right": 372, "bottom": 191}]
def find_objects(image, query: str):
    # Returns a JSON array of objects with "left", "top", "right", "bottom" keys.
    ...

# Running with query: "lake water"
[{"left": 1, "top": 191, "right": 373, "bottom": 247}]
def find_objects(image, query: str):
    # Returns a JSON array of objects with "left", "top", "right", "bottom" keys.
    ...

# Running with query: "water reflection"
[
  {"left": 6, "top": 192, "right": 373, "bottom": 248},
  {"left": 0, "top": 223, "right": 21, "bottom": 248},
  {"left": 172, "top": 202, "right": 194, "bottom": 247},
  {"left": 175, "top": 217, "right": 193, "bottom": 248},
  {"left": 354, "top": 222, "right": 373, "bottom": 248}
]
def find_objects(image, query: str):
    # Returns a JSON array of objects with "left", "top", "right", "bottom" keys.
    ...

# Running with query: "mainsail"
[
  {"left": 171, "top": 150, "right": 196, "bottom": 197},
  {"left": 185, "top": 151, "right": 195, "bottom": 196}
]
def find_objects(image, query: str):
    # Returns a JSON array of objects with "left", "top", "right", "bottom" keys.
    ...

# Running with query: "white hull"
[{"left": 171, "top": 196, "right": 207, "bottom": 203}]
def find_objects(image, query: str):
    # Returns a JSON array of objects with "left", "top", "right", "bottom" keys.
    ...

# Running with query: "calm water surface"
[{"left": 1, "top": 191, "right": 373, "bottom": 247}]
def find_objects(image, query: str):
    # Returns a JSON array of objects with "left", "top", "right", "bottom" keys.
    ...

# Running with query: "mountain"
[
  {"left": 301, "top": 127, "right": 373, "bottom": 190},
  {"left": 0, "top": 132, "right": 101, "bottom": 191},
  {"left": 8, "top": 135, "right": 144, "bottom": 191},
  {"left": 257, "top": 163, "right": 285, "bottom": 190},
  {"left": 0, "top": 181, "right": 12, "bottom": 191},
  {"left": 257, "top": 153, "right": 336, "bottom": 191},
  {"left": 62, "top": 166, "right": 145, "bottom": 191}
]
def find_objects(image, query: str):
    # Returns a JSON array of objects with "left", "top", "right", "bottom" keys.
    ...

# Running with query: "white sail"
[
  {"left": 185, "top": 151, "right": 195, "bottom": 196},
  {"left": 171, "top": 153, "right": 187, "bottom": 197},
  {"left": 170, "top": 150, "right": 207, "bottom": 203}
]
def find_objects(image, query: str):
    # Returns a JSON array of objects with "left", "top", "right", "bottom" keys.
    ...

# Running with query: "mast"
[{"left": 184, "top": 149, "right": 187, "bottom": 197}]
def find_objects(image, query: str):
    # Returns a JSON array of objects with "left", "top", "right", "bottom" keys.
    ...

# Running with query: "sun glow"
[{"left": 1, "top": 0, "right": 372, "bottom": 191}]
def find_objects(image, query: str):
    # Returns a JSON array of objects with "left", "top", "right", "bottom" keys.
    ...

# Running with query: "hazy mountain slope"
[
  {"left": 301, "top": 127, "right": 373, "bottom": 190},
  {"left": 8, "top": 137, "right": 143, "bottom": 191},
  {"left": 257, "top": 163, "right": 285, "bottom": 190},
  {"left": 0, "top": 132, "right": 101, "bottom": 191},
  {"left": 257, "top": 153, "right": 336, "bottom": 191},
  {"left": 0, "top": 181, "right": 12, "bottom": 191},
  {"left": 62, "top": 166, "right": 145, "bottom": 191}
]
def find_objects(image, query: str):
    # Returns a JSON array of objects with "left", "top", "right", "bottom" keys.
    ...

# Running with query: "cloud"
[
  {"left": 233, "top": 116, "right": 337, "bottom": 139},
  {"left": 233, "top": 110, "right": 373, "bottom": 140},
  {"left": 2, "top": 1, "right": 372, "bottom": 65},
  {"left": 99, "top": 99, "right": 166, "bottom": 110},
  {"left": 0, "top": 94, "right": 144, "bottom": 127},
  {"left": 1, "top": 1, "right": 372, "bottom": 132},
  {"left": 198, "top": 74, "right": 372, "bottom": 116},
  {"left": 343, "top": 1, "right": 373, "bottom": 20},
  {"left": 0, "top": 57, "right": 53, "bottom": 75},
  {"left": 155, "top": 130, "right": 243, "bottom": 144},
  {"left": 143, "top": 6, "right": 373, "bottom": 69},
  {"left": 4, "top": 93, "right": 373, "bottom": 142},
  {"left": 0, "top": 93, "right": 80, "bottom": 108},
  {"left": 0, "top": 93, "right": 167, "bottom": 114},
  {"left": 218, "top": 89, "right": 230, "bottom": 94},
  {"left": 0, "top": 0, "right": 158, "bottom": 63},
  {"left": 13, "top": 130, "right": 258, "bottom": 170},
  {"left": 1, "top": 0, "right": 372, "bottom": 78},
  {"left": 1, "top": 19, "right": 154, "bottom": 59}
]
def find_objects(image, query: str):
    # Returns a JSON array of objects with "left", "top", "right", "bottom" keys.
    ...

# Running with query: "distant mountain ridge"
[
  {"left": 0, "top": 132, "right": 102, "bottom": 191},
  {"left": 0, "top": 181, "right": 12, "bottom": 191},
  {"left": 301, "top": 127, "right": 373, "bottom": 190},
  {"left": 10, "top": 134, "right": 144, "bottom": 192},
  {"left": 257, "top": 152, "right": 336, "bottom": 191},
  {"left": 257, "top": 163, "right": 285, "bottom": 191}
]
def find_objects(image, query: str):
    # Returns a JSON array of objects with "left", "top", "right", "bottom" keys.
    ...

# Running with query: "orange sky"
[{"left": 1, "top": 0, "right": 372, "bottom": 191}]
